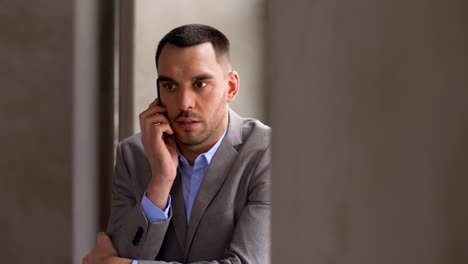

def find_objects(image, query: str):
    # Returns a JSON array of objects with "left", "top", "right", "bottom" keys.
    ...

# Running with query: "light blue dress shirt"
[{"left": 133, "top": 131, "right": 226, "bottom": 264}]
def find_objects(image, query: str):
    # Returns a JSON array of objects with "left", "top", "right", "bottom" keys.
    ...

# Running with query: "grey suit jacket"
[{"left": 106, "top": 110, "right": 271, "bottom": 264}]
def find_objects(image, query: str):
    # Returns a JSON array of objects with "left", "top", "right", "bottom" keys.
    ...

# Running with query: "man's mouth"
[{"left": 176, "top": 119, "right": 201, "bottom": 130}]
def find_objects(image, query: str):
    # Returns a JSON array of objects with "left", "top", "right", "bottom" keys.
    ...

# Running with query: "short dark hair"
[{"left": 155, "top": 24, "right": 230, "bottom": 67}]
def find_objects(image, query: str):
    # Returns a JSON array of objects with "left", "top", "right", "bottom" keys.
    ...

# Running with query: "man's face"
[{"left": 157, "top": 42, "right": 238, "bottom": 149}]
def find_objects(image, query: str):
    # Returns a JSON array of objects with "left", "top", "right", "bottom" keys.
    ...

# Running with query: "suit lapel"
[
  {"left": 184, "top": 109, "right": 243, "bottom": 253},
  {"left": 169, "top": 171, "right": 188, "bottom": 252}
]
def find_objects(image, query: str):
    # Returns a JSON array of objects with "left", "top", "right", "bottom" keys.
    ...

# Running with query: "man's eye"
[
  {"left": 163, "top": 83, "right": 177, "bottom": 90},
  {"left": 194, "top": 81, "right": 207, "bottom": 88}
]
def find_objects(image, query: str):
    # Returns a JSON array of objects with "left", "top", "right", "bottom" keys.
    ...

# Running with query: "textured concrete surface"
[
  {"left": 0, "top": 1, "right": 73, "bottom": 262},
  {"left": 270, "top": 0, "right": 468, "bottom": 263}
]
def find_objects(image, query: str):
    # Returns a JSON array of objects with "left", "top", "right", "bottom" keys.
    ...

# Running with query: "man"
[{"left": 83, "top": 24, "right": 271, "bottom": 264}]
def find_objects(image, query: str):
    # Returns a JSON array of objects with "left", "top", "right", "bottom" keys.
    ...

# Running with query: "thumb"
[{"left": 97, "top": 232, "right": 115, "bottom": 251}]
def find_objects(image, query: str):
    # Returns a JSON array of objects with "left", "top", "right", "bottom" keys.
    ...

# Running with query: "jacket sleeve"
[{"left": 106, "top": 142, "right": 172, "bottom": 259}]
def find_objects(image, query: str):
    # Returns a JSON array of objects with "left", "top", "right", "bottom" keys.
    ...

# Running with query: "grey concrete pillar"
[
  {"left": 0, "top": 1, "right": 114, "bottom": 263},
  {"left": 0, "top": 1, "right": 73, "bottom": 262},
  {"left": 269, "top": 0, "right": 468, "bottom": 263}
]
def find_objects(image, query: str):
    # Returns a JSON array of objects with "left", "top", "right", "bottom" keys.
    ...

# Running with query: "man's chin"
[{"left": 175, "top": 133, "right": 205, "bottom": 147}]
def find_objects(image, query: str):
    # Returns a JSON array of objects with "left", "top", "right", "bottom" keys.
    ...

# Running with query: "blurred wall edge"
[
  {"left": 270, "top": 0, "right": 468, "bottom": 263},
  {"left": 72, "top": 0, "right": 115, "bottom": 263},
  {"left": 0, "top": 1, "right": 74, "bottom": 263},
  {"left": 0, "top": 0, "right": 114, "bottom": 263}
]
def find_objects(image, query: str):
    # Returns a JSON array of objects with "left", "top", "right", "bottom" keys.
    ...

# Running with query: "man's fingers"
[
  {"left": 97, "top": 232, "right": 120, "bottom": 256},
  {"left": 140, "top": 113, "right": 169, "bottom": 134},
  {"left": 82, "top": 233, "right": 119, "bottom": 264},
  {"left": 144, "top": 114, "right": 170, "bottom": 127},
  {"left": 97, "top": 232, "right": 112, "bottom": 248},
  {"left": 139, "top": 102, "right": 166, "bottom": 122},
  {"left": 148, "top": 123, "right": 174, "bottom": 137},
  {"left": 149, "top": 98, "right": 161, "bottom": 107},
  {"left": 141, "top": 113, "right": 172, "bottom": 133},
  {"left": 142, "top": 117, "right": 174, "bottom": 150},
  {"left": 139, "top": 107, "right": 162, "bottom": 122}
]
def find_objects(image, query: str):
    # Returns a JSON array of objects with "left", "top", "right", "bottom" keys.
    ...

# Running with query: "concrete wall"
[
  {"left": 270, "top": 0, "right": 468, "bottom": 263},
  {"left": 0, "top": 1, "right": 113, "bottom": 263},
  {"left": 0, "top": 1, "right": 73, "bottom": 262},
  {"left": 128, "top": 0, "right": 268, "bottom": 133}
]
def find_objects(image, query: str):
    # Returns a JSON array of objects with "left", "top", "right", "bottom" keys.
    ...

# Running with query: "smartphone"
[
  {"left": 156, "top": 79, "right": 163, "bottom": 106},
  {"left": 156, "top": 79, "right": 172, "bottom": 142}
]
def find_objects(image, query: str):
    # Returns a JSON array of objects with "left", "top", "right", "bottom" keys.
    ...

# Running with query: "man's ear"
[{"left": 226, "top": 70, "right": 240, "bottom": 104}]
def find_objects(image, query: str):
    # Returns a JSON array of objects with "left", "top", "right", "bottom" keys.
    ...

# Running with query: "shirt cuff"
[
  {"left": 132, "top": 260, "right": 139, "bottom": 264},
  {"left": 141, "top": 192, "right": 171, "bottom": 223}
]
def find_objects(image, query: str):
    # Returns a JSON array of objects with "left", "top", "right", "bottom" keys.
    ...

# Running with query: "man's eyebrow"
[
  {"left": 157, "top": 75, "right": 176, "bottom": 83},
  {"left": 193, "top": 73, "right": 214, "bottom": 81}
]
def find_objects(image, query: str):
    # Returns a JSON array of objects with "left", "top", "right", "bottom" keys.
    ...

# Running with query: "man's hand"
[
  {"left": 139, "top": 99, "right": 178, "bottom": 209},
  {"left": 82, "top": 232, "right": 132, "bottom": 264}
]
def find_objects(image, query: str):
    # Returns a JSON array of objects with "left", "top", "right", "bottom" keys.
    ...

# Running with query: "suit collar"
[
  {"left": 182, "top": 108, "right": 243, "bottom": 254},
  {"left": 224, "top": 108, "right": 243, "bottom": 147}
]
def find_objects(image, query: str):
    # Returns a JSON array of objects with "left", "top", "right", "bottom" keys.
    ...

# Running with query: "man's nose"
[{"left": 177, "top": 86, "right": 195, "bottom": 110}]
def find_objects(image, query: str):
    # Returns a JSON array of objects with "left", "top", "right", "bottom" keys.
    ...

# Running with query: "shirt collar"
[{"left": 175, "top": 129, "right": 227, "bottom": 167}]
